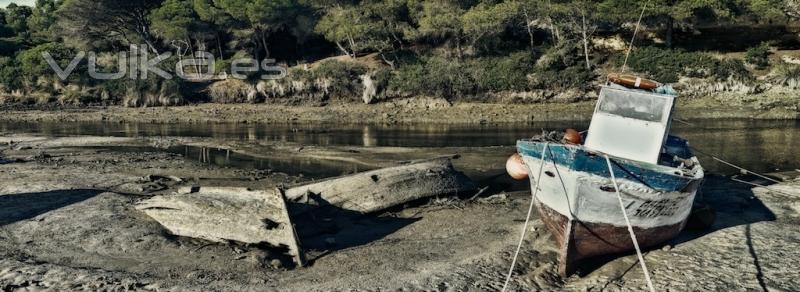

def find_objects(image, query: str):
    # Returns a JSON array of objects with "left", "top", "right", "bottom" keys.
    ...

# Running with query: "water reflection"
[
  {"left": 101, "top": 145, "right": 361, "bottom": 179},
  {"left": 1, "top": 119, "right": 798, "bottom": 175}
]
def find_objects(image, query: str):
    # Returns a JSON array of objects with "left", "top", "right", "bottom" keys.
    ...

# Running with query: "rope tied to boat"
[
  {"left": 621, "top": 0, "right": 650, "bottom": 73},
  {"left": 502, "top": 143, "right": 548, "bottom": 292},
  {"left": 605, "top": 154, "right": 656, "bottom": 292}
]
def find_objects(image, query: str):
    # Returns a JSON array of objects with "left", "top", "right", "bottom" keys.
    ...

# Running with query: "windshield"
[{"left": 597, "top": 88, "right": 670, "bottom": 122}]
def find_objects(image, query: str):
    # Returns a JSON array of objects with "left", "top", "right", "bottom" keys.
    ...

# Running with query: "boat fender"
[
  {"left": 506, "top": 153, "right": 529, "bottom": 180},
  {"left": 564, "top": 128, "right": 582, "bottom": 145}
]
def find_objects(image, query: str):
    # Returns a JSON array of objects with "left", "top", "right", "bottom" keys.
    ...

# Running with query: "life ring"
[{"left": 608, "top": 73, "right": 660, "bottom": 90}]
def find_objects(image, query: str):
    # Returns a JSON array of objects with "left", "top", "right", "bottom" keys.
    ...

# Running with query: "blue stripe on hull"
[{"left": 517, "top": 139, "right": 698, "bottom": 192}]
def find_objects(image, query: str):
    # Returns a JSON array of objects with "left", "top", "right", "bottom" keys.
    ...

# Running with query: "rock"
[
  {"left": 781, "top": 55, "right": 800, "bottom": 65},
  {"left": 270, "top": 259, "right": 283, "bottom": 269},
  {"left": 360, "top": 74, "right": 377, "bottom": 104},
  {"left": 477, "top": 193, "right": 508, "bottom": 204}
]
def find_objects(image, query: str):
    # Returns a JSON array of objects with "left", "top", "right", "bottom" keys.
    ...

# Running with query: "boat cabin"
[{"left": 584, "top": 84, "right": 676, "bottom": 164}]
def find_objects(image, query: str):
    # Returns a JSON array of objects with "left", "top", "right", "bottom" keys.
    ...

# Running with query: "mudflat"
[{"left": 1, "top": 134, "right": 798, "bottom": 290}]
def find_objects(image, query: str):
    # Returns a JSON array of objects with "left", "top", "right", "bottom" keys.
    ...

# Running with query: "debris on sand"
[
  {"left": 113, "top": 174, "right": 185, "bottom": 195},
  {"left": 285, "top": 158, "right": 476, "bottom": 214},
  {"left": 136, "top": 187, "right": 304, "bottom": 266}
]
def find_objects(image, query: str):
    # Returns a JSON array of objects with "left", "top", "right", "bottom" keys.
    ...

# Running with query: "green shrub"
[
  {"left": 215, "top": 58, "right": 232, "bottom": 74},
  {"left": 18, "top": 43, "right": 86, "bottom": 87},
  {"left": 0, "top": 57, "right": 21, "bottom": 90},
  {"left": 713, "top": 59, "right": 753, "bottom": 81},
  {"left": 745, "top": 43, "right": 771, "bottom": 69},
  {"left": 771, "top": 63, "right": 800, "bottom": 89},
  {"left": 0, "top": 38, "right": 20, "bottom": 56},
  {"left": 389, "top": 52, "right": 535, "bottom": 99},
  {"left": 388, "top": 62, "right": 426, "bottom": 93},
  {"left": 468, "top": 52, "right": 533, "bottom": 92},
  {"left": 421, "top": 57, "right": 476, "bottom": 97},
  {"left": 620, "top": 46, "right": 753, "bottom": 83},
  {"left": 99, "top": 78, "right": 127, "bottom": 99},
  {"left": 774, "top": 63, "right": 800, "bottom": 79},
  {"left": 619, "top": 47, "right": 718, "bottom": 83},
  {"left": 529, "top": 66, "right": 595, "bottom": 91}
]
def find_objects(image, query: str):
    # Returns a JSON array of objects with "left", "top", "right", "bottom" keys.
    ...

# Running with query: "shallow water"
[{"left": 1, "top": 119, "right": 798, "bottom": 175}]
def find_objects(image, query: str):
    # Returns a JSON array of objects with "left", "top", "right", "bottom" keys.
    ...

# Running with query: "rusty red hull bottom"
[{"left": 536, "top": 200, "right": 687, "bottom": 276}]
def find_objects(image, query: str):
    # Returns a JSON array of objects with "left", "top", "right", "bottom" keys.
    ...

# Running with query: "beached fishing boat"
[{"left": 516, "top": 77, "right": 705, "bottom": 276}]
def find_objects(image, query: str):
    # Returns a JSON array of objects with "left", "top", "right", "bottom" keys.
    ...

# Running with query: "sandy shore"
[
  {"left": 0, "top": 96, "right": 798, "bottom": 125},
  {"left": 1, "top": 134, "right": 799, "bottom": 290}
]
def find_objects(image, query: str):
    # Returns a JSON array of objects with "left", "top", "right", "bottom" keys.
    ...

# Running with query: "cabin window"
[{"left": 597, "top": 88, "right": 668, "bottom": 123}]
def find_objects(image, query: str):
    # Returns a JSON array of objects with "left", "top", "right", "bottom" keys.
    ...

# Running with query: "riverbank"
[
  {"left": 1, "top": 134, "right": 799, "bottom": 290},
  {"left": 1, "top": 94, "right": 798, "bottom": 125}
]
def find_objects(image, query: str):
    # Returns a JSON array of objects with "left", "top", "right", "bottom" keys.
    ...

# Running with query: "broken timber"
[
  {"left": 285, "top": 158, "right": 476, "bottom": 214},
  {"left": 136, "top": 187, "right": 304, "bottom": 266}
]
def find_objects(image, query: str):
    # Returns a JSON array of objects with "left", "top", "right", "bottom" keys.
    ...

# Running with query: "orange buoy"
[
  {"left": 506, "top": 153, "right": 529, "bottom": 180},
  {"left": 564, "top": 128, "right": 582, "bottom": 145},
  {"left": 608, "top": 73, "right": 660, "bottom": 90}
]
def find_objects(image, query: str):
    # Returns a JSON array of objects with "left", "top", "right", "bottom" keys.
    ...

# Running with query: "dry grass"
[{"left": 207, "top": 79, "right": 259, "bottom": 104}]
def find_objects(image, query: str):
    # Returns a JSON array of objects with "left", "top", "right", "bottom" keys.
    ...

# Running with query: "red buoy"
[{"left": 564, "top": 128, "right": 582, "bottom": 145}]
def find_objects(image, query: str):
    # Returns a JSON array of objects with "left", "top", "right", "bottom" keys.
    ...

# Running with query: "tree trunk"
[
  {"left": 216, "top": 32, "right": 224, "bottom": 61},
  {"left": 546, "top": 0, "right": 561, "bottom": 44},
  {"left": 665, "top": 17, "right": 674, "bottom": 48},
  {"left": 335, "top": 41, "right": 352, "bottom": 57},
  {"left": 187, "top": 37, "right": 201, "bottom": 79},
  {"left": 379, "top": 52, "right": 395, "bottom": 69},
  {"left": 523, "top": 8, "right": 535, "bottom": 52},
  {"left": 347, "top": 34, "right": 357, "bottom": 58},
  {"left": 261, "top": 30, "right": 271, "bottom": 59},
  {"left": 455, "top": 36, "right": 463, "bottom": 59},
  {"left": 134, "top": 11, "right": 159, "bottom": 54},
  {"left": 581, "top": 10, "right": 591, "bottom": 70}
]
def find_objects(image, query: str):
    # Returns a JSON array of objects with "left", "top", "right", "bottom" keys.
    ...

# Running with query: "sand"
[{"left": 1, "top": 134, "right": 799, "bottom": 291}]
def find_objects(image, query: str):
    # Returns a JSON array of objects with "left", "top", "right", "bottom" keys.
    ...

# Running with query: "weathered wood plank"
[
  {"left": 285, "top": 158, "right": 476, "bottom": 214},
  {"left": 135, "top": 187, "right": 304, "bottom": 266}
]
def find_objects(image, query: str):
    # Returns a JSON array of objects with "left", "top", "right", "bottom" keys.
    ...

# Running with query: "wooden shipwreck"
[
  {"left": 285, "top": 158, "right": 476, "bottom": 214},
  {"left": 136, "top": 187, "right": 305, "bottom": 266},
  {"left": 136, "top": 158, "right": 475, "bottom": 267}
]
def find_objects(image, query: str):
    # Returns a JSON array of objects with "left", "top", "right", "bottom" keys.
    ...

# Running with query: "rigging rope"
[
  {"left": 621, "top": 1, "right": 650, "bottom": 73},
  {"left": 605, "top": 154, "right": 655, "bottom": 292},
  {"left": 502, "top": 143, "right": 549, "bottom": 292},
  {"left": 690, "top": 147, "right": 782, "bottom": 185}
]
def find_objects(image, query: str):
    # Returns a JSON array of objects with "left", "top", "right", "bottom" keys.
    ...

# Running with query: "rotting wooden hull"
[
  {"left": 517, "top": 139, "right": 704, "bottom": 276},
  {"left": 536, "top": 199, "right": 688, "bottom": 276}
]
